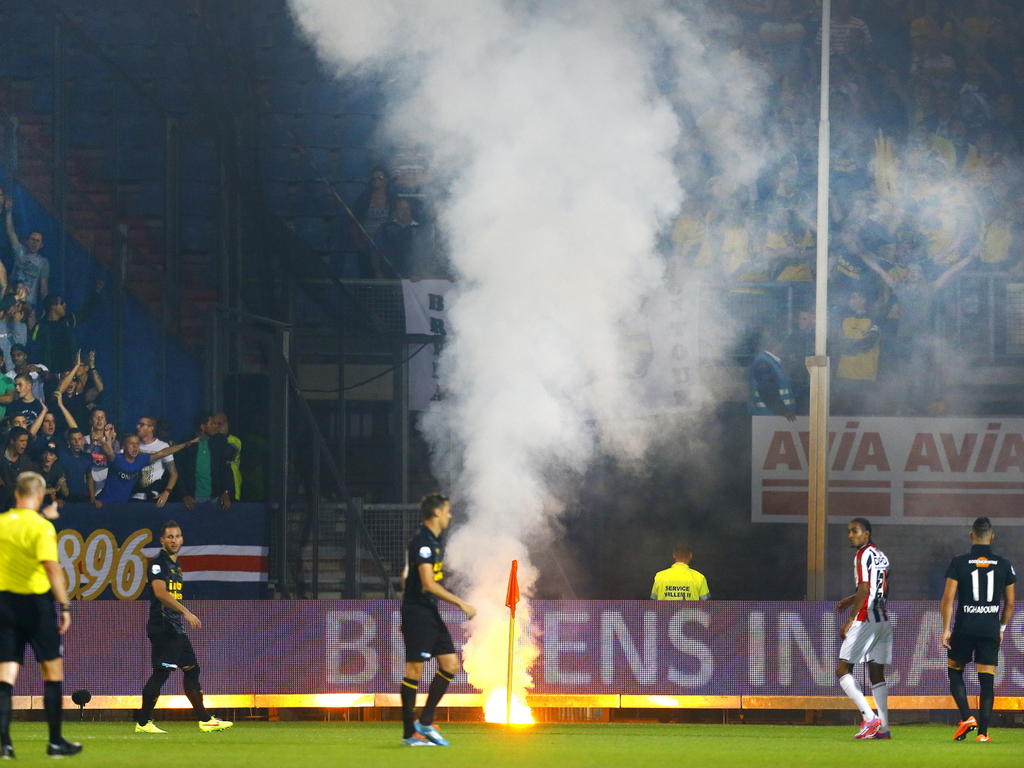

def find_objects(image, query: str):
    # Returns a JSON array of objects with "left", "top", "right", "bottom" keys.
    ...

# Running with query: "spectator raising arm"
[
  {"left": 147, "top": 436, "right": 200, "bottom": 463},
  {"left": 28, "top": 400, "right": 48, "bottom": 437},
  {"left": 933, "top": 254, "right": 976, "bottom": 290},
  {"left": 54, "top": 390, "right": 78, "bottom": 430},
  {"left": 56, "top": 355, "right": 82, "bottom": 396},
  {"left": 859, "top": 253, "right": 897, "bottom": 289},
  {"left": 3, "top": 194, "right": 18, "bottom": 255},
  {"left": 95, "top": 428, "right": 116, "bottom": 462},
  {"left": 86, "top": 350, "right": 104, "bottom": 403}
]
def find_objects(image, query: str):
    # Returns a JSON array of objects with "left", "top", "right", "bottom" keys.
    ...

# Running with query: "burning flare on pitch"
[
  {"left": 461, "top": 559, "right": 538, "bottom": 725},
  {"left": 483, "top": 688, "right": 535, "bottom": 725}
]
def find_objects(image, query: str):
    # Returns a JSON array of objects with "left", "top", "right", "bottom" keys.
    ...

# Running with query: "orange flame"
[
  {"left": 460, "top": 596, "right": 538, "bottom": 726},
  {"left": 483, "top": 688, "right": 535, "bottom": 724}
]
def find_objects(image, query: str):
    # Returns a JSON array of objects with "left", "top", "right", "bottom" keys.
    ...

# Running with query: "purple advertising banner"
[{"left": 15, "top": 601, "right": 1023, "bottom": 697}]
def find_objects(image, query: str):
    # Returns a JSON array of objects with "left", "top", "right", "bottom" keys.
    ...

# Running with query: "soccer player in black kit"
[
  {"left": 134, "top": 521, "right": 233, "bottom": 734},
  {"left": 941, "top": 516, "right": 1016, "bottom": 743},
  {"left": 399, "top": 494, "right": 476, "bottom": 747}
]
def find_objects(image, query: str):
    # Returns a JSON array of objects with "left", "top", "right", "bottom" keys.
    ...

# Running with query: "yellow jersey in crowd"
[
  {"left": 650, "top": 562, "right": 710, "bottom": 601},
  {"left": 0, "top": 508, "right": 58, "bottom": 595}
]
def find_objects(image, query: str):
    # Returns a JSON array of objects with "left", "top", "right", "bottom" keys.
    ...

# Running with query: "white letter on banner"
[
  {"left": 777, "top": 612, "right": 834, "bottom": 686},
  {"left": 908, "top": 611, "right": 947, "bottom": 686},
  {"left": 325, "top": 611, "right": 377, "bottom": 685},
  {"left": 600, "top": 612, "right": 657, "bottom": 685},
  {"left": 1011, "top": 617, "right": 1024, "bottom": 687},
  {"left": 748, "top": 612, "right": 766, "bottom": 686},
  {"left": 883, "top": 613, "right": 900, "bottom": 687},
  {"left": 667, "top": 610, "right": 712, "bottom": 687},
  {"left": 543, "top": 612, "right": 591, "bottom": 685},
  {"left": 391, "top": 611, "right": 405, "bottom": 682}
]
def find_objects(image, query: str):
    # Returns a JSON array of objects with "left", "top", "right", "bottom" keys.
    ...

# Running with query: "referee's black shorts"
[
  {"left": 0, "top": 591, "right": 62, "bottom": 664},
  {"left": 148, "top": 630, "right": 199, "bottom": 671},
  {"left": 401, "top": 603, "right": 456, "bottom": 663},
  {"left": 948, "top": 631, "right": 1000, "bottom": 667}
]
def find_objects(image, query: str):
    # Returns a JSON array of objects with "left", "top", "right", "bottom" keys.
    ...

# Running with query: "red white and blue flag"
[{"left": 56, "top": 502, "right": 269, "bottom": 599}]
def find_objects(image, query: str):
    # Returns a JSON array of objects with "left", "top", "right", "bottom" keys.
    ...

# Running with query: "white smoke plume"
[{"left": 289, "top": 0, "right": 767, "bottom": 700}]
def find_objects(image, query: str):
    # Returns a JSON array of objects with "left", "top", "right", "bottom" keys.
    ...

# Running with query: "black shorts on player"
[
  {"left": 401, "top": 605, "right": 456, "bottom": 663},
  {"left": 148, "top": 630, "right": 198, "bottom": 671},
  {"left": 948, "top": 632, "right": 1000, "bottom": 667},
  {"left": 0, "top": 592, "right": 61, "bottom": 664}
]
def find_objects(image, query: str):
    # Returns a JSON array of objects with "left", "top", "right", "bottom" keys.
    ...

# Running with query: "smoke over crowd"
[
  {"left": 291, "top": 0, "right": 1024, "bottom": 685},
  {"left": 289, "top": 0, "right": 769, "bottom": 701}
]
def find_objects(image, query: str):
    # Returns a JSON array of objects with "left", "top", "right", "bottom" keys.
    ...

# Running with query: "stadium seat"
[
  {"left": 181, "top": 181, "right": 218, "bottom": 217},
  {"left": 268, "top": 78, "right": 311, "bottom": 114},
  {"left": 180, "top": 140, "right": 219, "bottom": 181},
  {"left": 290, "top": 216, "right": 338, "bottom": 252},
  {"left": 181, "top": 215, "right": 217, "bottom": 252},
  {"left": 118, "top": 146, "right": 164, "bottom": 182},
  {"left": 294, "top": 181, "right": 338, "bottom": 217},
  {"left": 67, "top": 112, "right": 113, "bottom": 148},
  {"left": 262, "top": 181, "right": 291, "bottom": 215},
  {"left": 262, "top": 145, "right": 306, "bottom": 182}
]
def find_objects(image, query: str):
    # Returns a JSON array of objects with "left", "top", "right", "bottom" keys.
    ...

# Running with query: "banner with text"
[
  {"left": 752, "top": 416, "right": 1024, "bottom": 524},
  {"left": 21, "top": 601, "right": 1023, "bottom": 696},
  {"left": 402, "top": 279, "right": 453, "bottom": 410},
  {"left": 54, "top": 502, "right": 269, "bottom": 600}
]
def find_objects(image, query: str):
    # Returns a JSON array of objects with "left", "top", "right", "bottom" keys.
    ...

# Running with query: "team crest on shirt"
[
  {"left": 151, "top": 564, "right": 161, "bottom": 574},
  {"left": 419, "top": 546, "right": 432, "bottom": 559}
]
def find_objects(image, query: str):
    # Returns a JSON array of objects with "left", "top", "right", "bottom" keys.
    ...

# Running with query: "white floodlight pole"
[{"left": 806, "top": 0, "right": 832, "bottom": 601}]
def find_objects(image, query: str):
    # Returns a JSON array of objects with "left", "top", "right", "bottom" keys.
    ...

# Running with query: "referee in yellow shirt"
[
  {"left": 0, "top": 472, "right": 81, "bottom": 758},
  {"left": 650, "top": 543, "right": 710, "bottom": 601}
]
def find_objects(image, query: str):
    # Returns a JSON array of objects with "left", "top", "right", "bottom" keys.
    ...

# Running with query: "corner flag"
[
  {"left": 505, "top": 560, "right": 520, "bottom": 724},
  {"left": 505, "top": 560, "right": 520, "bottom": 617}
]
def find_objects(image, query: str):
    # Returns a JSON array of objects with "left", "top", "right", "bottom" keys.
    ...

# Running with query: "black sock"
[
  {"left": 947, "top": 667, "right": 970, "bottom": 720},
  {"left": 978, "top": 672, "right": 995, "bottom": 735},
  {"left": 138, "top": 668, "right": 170, "bottom": 725},
  {"left": 43, "top": 681, "right": 62, "bottom": 744},
  {"left": 400, "top": 677, "right": 419, "bottom": 738},
  {"left": 0, "top": 681, "right": 12, "bottom": 745},
  {"left": 419, "top": 670, "right": 454, "bottom": 727},
  {"left": 183, "top": 668, "right": 209, "bottom": 721}
]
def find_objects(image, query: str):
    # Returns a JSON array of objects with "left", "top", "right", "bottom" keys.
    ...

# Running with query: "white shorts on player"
[{"left": 839, "top": 621, "right": 893, "bottom": 665}]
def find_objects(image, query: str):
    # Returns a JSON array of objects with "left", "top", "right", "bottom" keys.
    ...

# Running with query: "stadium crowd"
[
  {"left": 698, "top": 0, "right": 1024, "bottom": 415},
  {"left": 343, "top": 1, "right": 1023, "bottom": 415},
  {"left": 0, "top": 171, "right": 252, "bottom": 510},
  {"left": 671, "top": 0, "right": 1024, "bottom": 290}
]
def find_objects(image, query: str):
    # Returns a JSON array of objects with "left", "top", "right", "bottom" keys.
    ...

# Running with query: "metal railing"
[
  {"left": 288, "top": 498, "right": 419, "bottom": 599},
  {"left": 696, "top": 274, "right": 1024, "bottom": 363}
]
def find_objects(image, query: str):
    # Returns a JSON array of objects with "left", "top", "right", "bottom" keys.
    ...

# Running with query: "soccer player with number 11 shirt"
[{"left": 941, "top": 517, "right": 1016, "bottom": 743}]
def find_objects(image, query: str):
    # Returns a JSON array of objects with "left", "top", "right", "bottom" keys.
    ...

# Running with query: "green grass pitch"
[{"left": 2, "top": 721, "right": 1021, "bottom": 766}]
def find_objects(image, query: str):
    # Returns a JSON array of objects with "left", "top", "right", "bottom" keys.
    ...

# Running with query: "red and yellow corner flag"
[
  {"left": 505, "top": 560, "right": 520, "bottom": 617},
  {"left": 505, "top": 560, "right": 521, "bottom": 724}
]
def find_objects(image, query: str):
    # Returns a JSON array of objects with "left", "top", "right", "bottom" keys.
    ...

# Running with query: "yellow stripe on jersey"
[
  {"left": 0, "top": 508, "right": 59, "bottom": 595},
  {"left": 650, "top": 563, "right": 709, "bottom": 601}
]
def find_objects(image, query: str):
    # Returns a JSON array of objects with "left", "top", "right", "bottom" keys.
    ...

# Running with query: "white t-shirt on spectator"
[
  {"left": 12, "top": 243, "right": 50, "bottom": 307},
  {"left": 132, "top": 438, "right": 174, "bottom": 499}
]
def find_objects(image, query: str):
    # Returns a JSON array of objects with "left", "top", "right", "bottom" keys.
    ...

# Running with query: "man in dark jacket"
[
  {"left": 749, "top": 329, "right": 797, "bottom": 421},
  {"left": 175, "top": 413, "right": 235, "bottom": 509},
  {"left": 29, "top": 280, "right": 103, "bottom": 375}
]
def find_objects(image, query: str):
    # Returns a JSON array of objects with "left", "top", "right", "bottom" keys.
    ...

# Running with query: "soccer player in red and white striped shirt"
[{"left": 835, "top": 518, "right": 892, "bottom": 740}]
